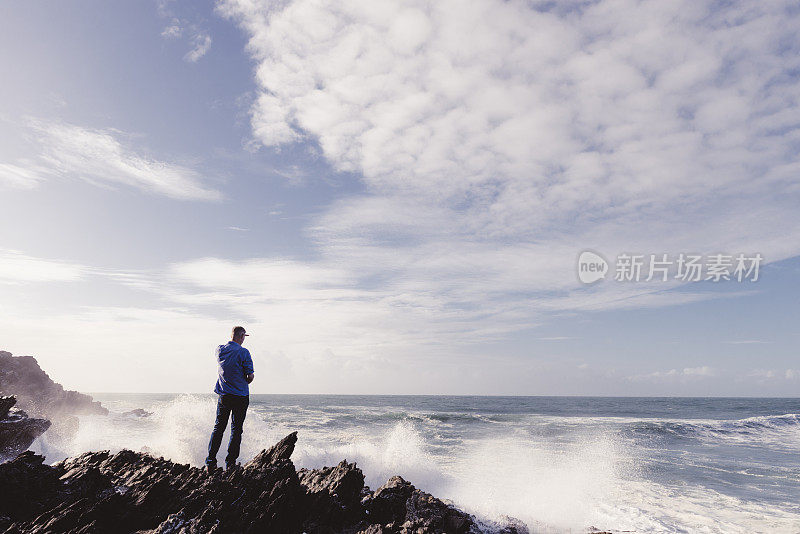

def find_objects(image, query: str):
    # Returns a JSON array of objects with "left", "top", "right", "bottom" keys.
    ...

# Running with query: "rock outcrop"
[
  {"left": 0, "top": 432, "right": 528, "bottom": 534},
  {"left": 0, "top": 351, "right": 107, "bottom": 419},
  {"left": 0, "top": 396, "right": 51, "bottom": 462},
  {"left": 0, "top": 350, "right": 107, "bottom": 447}
]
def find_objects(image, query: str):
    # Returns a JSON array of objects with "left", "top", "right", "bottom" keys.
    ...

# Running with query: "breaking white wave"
[{"left": 29, "top": 395, "right": 800, "bottom": 533}]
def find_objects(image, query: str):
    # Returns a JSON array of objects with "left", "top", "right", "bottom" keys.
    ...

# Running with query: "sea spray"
[
  {"left": 293, "top": 419, "right": 444, "bottom": 492},
  {"left": 29, "top": 394, "right": 800, "bottom": 533},
  {"left": 437, "top": 432, "right": 628, "bottom": 532},
  {"left": 32, "top": 394, "right": 278, "bottom": 465}
]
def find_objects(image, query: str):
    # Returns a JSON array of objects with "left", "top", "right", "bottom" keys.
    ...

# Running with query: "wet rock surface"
[
  {"left": 0, "top": 432, "right": 528, "bottom": 534},
  {"left": 0, "top": 396, "right": 51, "bottom": 462}
]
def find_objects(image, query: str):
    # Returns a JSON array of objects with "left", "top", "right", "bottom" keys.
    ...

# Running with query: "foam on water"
[
  {"left": 29, "top": 395, "right": 800, "bottom": 533},
  {"left": 592, "top": 480, "right": 800, "bottom": 533},
  {"left": 442, "top": 433, "right": 628, "bottom": 532}
]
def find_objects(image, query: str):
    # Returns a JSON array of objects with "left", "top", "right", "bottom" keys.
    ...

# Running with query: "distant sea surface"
[{"left": 33, "top": 395, "right": 800, "bottom": 533}]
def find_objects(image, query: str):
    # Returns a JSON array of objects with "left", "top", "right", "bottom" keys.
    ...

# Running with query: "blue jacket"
[{"left": 213, "top": 341, "right": 254, "bottom": 397}]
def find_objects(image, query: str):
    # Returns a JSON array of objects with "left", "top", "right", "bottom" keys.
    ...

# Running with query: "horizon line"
[{"left": 85, "top": 392, "right": 800, "bottom": 399}]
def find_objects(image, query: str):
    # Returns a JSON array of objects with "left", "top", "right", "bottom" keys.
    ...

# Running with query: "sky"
[{"left": 0, "top": 0, "right": 798, "bottom": 396}]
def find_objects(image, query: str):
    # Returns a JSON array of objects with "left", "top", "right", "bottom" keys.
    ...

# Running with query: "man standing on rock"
[{"left": 205, "top": 326, "right": 255, "bottom": 472}]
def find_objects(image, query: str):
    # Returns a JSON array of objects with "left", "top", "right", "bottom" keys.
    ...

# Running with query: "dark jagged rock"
[
  {"left": 245, "top": 430, "right": 297, "bottom": 468},
  {"left": 365, "top": 475, "right": 416, "bottom": 526},
  {"left": 362, "top": 475, "right": 478, "bottom": 534},
  {"left": 0, "top": 432, "right": 527, "bottom": 534},
  {"left": 298, "top": 459, "right": 366, "bottom": 530},
  {"left": 0, "top": 451, "right": 63, "bottom": 523},
  {"left": 0, "top": 397, "right": 15, "bottom": 419},
  {"left": 1, "top": 442, "right": 305, "bottom": 533},
  {"left": 0, "top": 396, "right": 51, "bottom": 462}
]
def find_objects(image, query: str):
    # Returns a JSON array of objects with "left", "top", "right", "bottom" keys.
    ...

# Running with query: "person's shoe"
[
  {"left": 225, "top": 462, "right": 239, "bottom": 471},
  {"left": 204, "top": 463, "right": 219, "bottom": 474}
]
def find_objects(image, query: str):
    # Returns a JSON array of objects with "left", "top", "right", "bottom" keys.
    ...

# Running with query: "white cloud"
[
  {"left": 744, "top": 368, "right": 800, "bottom": 383},
  {"left": 220, "top": 0, "right": 799, "bottom": 205},
  {"left": 0, "top": 162, "right": 47, "bottom": 189},
  {"left": 166, "top": 256, "right": 352, "bottom": 299},
  {"left": 6, "top": 0, "right": 798, "bottom": 394},
  {"left": 749, "top": 368, "right": 777, "bottom": 381},
  {"left": 161, "top": 20, "right": 183, "bottom": 39},
  {"left": 0, "top": 248, "right": 790, "bottom": 393},
  {"left": 629, "top": 366, "right": 716, "bottom": 382},
  {"left": 96, "top": 253, "right": 543, "bottom": 367},
  {"left": 217, "top": 0, "right": 800, "bottom": 325},
  {"left": 9, "top": 119, "right": 222, "bottom": 201},
  {"left": 184, "top": 32, "right": 212, "bottom": 62},
  {"left": 0, "top": 249, "right": 86, "bottom": 284},
  {"left": 683, "top": 366, "right": 715, "bottom": 377},
  {"left": 155, "top": 2, "right": 211, "bottom": 62}
]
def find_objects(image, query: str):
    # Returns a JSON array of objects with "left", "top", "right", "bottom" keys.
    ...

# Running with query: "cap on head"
[{"left": 232, "top": 326, "right": 248, "bottom": 339}]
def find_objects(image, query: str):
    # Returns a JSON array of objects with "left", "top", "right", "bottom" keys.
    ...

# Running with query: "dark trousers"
[{"left": 206, "top": 393, "right": 249, "bottom": 467}]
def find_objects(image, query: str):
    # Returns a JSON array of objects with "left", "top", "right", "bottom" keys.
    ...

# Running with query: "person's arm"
[{"left": 242, "top": 349, "right": 255, "bottom": 384}]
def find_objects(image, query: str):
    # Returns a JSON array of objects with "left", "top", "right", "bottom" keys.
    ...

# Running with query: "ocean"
[{"left": 31, "top": 395, "right": 800, "bottom": 533}]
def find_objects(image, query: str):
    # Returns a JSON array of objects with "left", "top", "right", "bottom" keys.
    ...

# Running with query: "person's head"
[{"left": 232, "top": 326, "right": 248, "bottom": 344}]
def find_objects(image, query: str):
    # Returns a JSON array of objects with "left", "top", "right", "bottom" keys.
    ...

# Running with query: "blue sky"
[{"left": 0, "top": 0, "right": 798, "bottom": 395}]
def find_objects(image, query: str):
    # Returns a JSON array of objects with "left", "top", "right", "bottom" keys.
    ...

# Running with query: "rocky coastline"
[
  {"left": 0, "top": 351, "right": 107, "bottom": 419},
  {"left": 0, "top": 396, "right": 51, "bottom": 462},
  {"left": 0, "top": 432, "right": 528, "bottom": 534},
  {"left": 0, "top": 350, "right": 107, "bottom": 448},
  {"left": 0, "top": 351, "right": 529, "bottom": 533}
]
